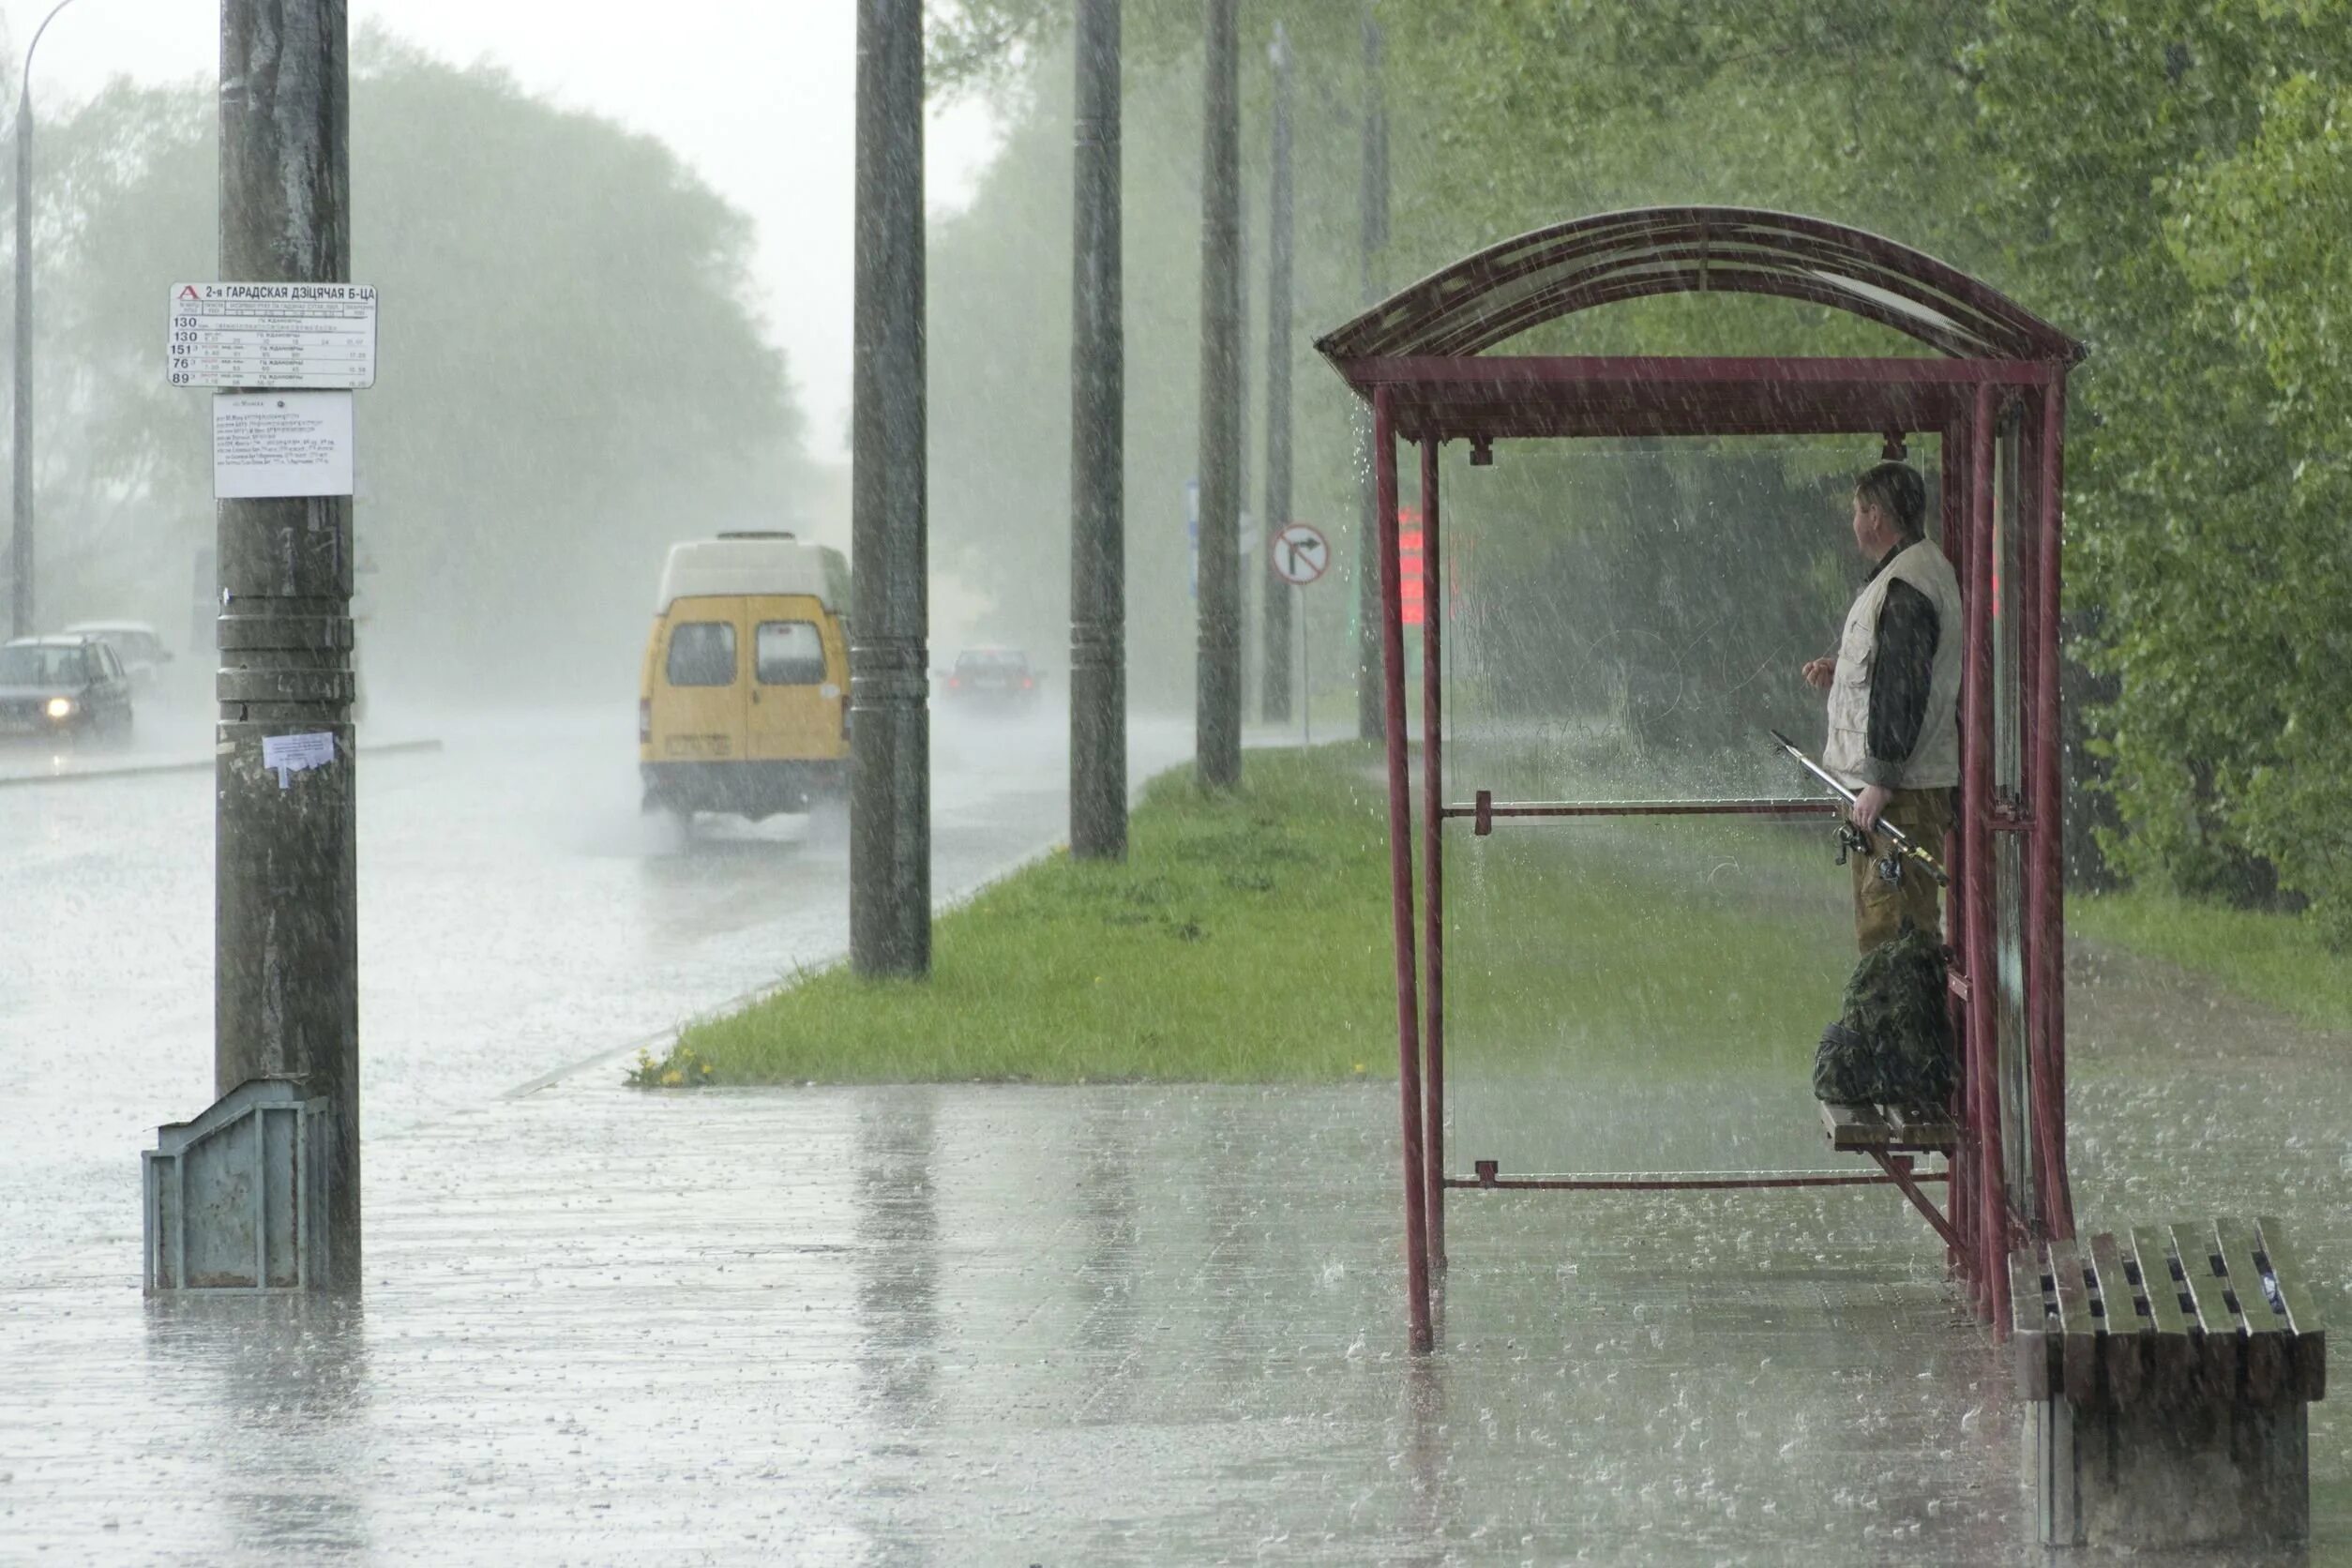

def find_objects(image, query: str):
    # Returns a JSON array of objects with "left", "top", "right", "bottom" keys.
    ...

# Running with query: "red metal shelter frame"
[{"left": 1315, "top": 209, "right": 2085, "bottom": 1353}]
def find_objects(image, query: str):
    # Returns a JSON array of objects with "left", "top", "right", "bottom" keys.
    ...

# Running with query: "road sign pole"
[
  {"left": 1266, "top": 521, "right": 1327, "bottom": 747},
  {"left": 216, "top": 0, "right": 360, "bottom": 1291},
  {"left": 1299, "top": 582, "right": 1309, "bottom": 746}
]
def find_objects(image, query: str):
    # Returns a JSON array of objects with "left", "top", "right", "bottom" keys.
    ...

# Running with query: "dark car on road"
[
  {"left": 62, "top": 620, "right": 173, "bottom": 689},
  {"left": 943, "top": 648, "right": 1041, "bottom": 710},
  {"left": 0, "top": 635, "right": 135, "bottom": 744}
]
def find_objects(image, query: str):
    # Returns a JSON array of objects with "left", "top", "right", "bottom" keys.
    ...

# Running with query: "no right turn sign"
[{"left": 1271, "top": 522, "right": 1330, "bottom": 587}]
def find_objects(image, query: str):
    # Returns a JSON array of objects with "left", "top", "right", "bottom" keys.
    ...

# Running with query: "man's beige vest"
[{"left": 1822, "top": 538, "right": 1963, "bottom": 790}]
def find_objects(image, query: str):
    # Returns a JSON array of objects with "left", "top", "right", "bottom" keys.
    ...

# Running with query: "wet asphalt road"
[{"left": 0, "top": 701, "right": 1189, "bottom": 1264}]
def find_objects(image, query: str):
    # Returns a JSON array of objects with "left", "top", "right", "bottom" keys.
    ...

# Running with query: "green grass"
[
  {"left": 647, "top": 726, "right": 2352, "bottom": 1089},
  {"left": 652, "top": 743, "right": 1862, "bottom": 1086},
  {"left": 2069, "top": 890, "right": 2352, "bottom": 1036},
  {"left": 665, "top": 746, "right": 1400, "bottom": 1083}
]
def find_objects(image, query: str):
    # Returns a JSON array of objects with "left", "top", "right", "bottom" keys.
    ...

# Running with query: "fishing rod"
[{"left": 1768, "top": 728, "right": 1950, "bottom": 889}]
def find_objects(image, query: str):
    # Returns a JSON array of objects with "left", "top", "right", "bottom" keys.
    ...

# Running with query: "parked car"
[
  {"left": 61, "top": 620, "right": 173, "bottom": 688},
  {"left": 943, "top": 648, "right": 1041, "bottom": 711},
  {"left": 0, "top": 635, "right": 135, "bottom": 743}
]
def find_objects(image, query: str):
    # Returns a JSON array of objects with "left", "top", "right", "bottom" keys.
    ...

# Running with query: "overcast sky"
[{"left": 7, "top": 0, "right": 1006, "bottom": 462}]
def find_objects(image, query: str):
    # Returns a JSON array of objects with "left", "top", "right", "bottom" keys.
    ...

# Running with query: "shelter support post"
[
  {"left": 1418, "top": 437, "right": 1444, "bottom": 1270},
  {"left": 2017, "top": 395, "right": 2047, "bottom": 1232},
  {"left": 1967, "top": 384, "right": 2011, "bottom": 1333},
  {"left": 1374, "top": 389, "right": 1433, "bottom": 1352},
  {"left": 1938, "top": 423, "right": 1974, "bottom": 1280},
  {"left": 2032, "top": 381, "right": 2074, "bottom": 1238}
]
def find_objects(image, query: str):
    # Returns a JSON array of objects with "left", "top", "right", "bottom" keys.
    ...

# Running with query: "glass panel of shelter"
[
  {"left": 1437, "top": 436, "right": 1947, "bottom": 1190},
  {"left": 1990, "top": 404, "right": 2036, "bottom": 1214}
]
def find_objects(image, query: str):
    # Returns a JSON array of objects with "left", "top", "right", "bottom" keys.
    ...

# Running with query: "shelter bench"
[
  {"left": 1819, "top": 1101, "right": 1957, "bottom": 1247},
  {"left": 2012, "top": 1219, "right": 2326, "bottom": 1549},
  {"left": 1819, "top": 1100, "right": 1956, "bottom": 1155}
]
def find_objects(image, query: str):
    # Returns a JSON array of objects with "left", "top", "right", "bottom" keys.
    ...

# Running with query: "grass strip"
[
  {"left": 660, "top": 745, "right": 1399, "bottom": 1084},
  {"left": 2069, "top": 890, "right": 2352, "bottom": 1036},
  {"left": 642, "top": 736, "right": 2352, "bottom": 1089},
  {"left": 649, "top": 743, "right": 1868, "bottom": 1087}
]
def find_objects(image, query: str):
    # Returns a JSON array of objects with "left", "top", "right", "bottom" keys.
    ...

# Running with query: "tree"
[
  {"left": 26, "top": 34, "right": 809, "bottom": 699},
  {"left": 929, "top": 0, "right": 2352, "bottom": 933}
]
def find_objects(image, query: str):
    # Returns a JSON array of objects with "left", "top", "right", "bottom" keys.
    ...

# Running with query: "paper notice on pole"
[
  {"left": 213, "top": 392, "right": 355, "bottom": 499},
  {"left": 260, "top": 731, "right": 336, "bottom": 790}
]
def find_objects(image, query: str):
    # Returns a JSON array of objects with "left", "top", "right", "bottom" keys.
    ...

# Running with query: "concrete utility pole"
[
  {"left": 1069, "top": 0, "right": 1125, "bottom": 861},
  {"left": 9, "top": 0, "right": 77, "bottom": 639},
  {"left": 1259, "top": 22, "right": 1294, "bottom": 724},
  {"left": 1195, "top": 0, "right": 1242, "bottom": 789},
  {"left": 850, "top": 0, "right": 930, "bottom": 975},
  {"left": 1355, "top": 8, "right": 1389, "bottom": 743},
  {"left": 217, "top": 0, "right": 359, "bottom": 1290},
  {"left": 1235, "top": 176, "right": 1250, "bottom": 709}
]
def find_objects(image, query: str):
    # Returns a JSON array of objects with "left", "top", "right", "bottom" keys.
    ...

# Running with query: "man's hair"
[{"left": 1855, "top": 461, "right": 1928, "bottom": 540}]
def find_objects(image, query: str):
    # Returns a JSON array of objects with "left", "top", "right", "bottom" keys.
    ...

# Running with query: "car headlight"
[{"left": 45, "top": 697, "right": 72, "bottom": 719}]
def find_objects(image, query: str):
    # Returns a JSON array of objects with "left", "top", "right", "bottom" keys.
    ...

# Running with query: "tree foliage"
[
  {"left": 930, "top": 0, "right": 2352, "bottom": 939},
  {"left": 22, "top": 34, "right": 807, "bottom": 697}
]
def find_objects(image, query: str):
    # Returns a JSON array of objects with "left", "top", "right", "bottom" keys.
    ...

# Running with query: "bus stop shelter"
[{"left": 1316, "top": 207, "right": 2087, "bottom": 1352}]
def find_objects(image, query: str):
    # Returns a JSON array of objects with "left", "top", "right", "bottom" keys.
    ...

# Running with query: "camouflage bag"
[{"left": 1811, "top": 922, "right": 1957, "bottom": 1108}]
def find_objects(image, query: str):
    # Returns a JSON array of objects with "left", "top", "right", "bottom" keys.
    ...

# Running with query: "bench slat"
[
  {"left": 1819, "top": 1101, "right": 1957, "bottom": 1153},
  {"left": 2011, "top": 1245, "right": 2058, "bottom": 1399},
  {"left": 1818, "top": 1102, "right": 1884, "bottom": 1152},
  {"left": 2088, "top": 1231, "right": 2148, "bottom": 1406},
  {"left": 2130, "top": 1224, "right": 2199, "bottom": 1398},
  {"left": 2256, "top": 1214, "right": 2328, "bottom": 1401},
  {"left": 2216, "top": 1218, "right": 2291, "bottom": 1403},
  {"left": 2171, "top": 1219, "right": 2243, "bottom": 1401},
  {"left": 2048, "top": 1236, "right": 2101, "bottom": 1406},
  {"left": 1883, "top": 1103, "right": 1959, "bottom": 1151}
]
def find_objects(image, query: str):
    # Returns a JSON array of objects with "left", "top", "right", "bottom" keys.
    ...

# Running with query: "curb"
[
  {"left": 504, "top": 757, "right": 1181, "bottom": 1099},
  {"left": 0, "top": 736, "right": 445, "bottom": 790}
]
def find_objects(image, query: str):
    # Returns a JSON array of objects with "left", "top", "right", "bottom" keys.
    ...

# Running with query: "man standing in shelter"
[{"left": 1802, "top": 461, "right": 1963, "bottom": 950}]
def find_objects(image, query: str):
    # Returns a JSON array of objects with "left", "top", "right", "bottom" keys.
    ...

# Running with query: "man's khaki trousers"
[{"left": 1852, "top": 787, "right": 1954, "bottom": 951}]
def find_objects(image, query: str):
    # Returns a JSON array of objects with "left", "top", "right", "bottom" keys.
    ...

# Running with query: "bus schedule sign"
[{"left": 167, "top": 282, "right": 377, "bottom": 390}]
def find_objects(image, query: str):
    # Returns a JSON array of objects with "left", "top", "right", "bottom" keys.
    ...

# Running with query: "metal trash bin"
[{"left": 143, "top": 1076, "right": 334, "bottom": 1293}]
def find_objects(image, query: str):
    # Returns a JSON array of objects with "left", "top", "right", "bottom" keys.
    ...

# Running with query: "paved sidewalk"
[
  {"left": 6, "top": 1069, "right": 2025, "bottom": 1565},
  {"left": 5, "top": 954, "right": 2345, "bottom": 1563}
]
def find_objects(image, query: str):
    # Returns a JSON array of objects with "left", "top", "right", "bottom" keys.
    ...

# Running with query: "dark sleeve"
[{"left": 1862, "top": 580, "right": 1939, "bottom": 787}]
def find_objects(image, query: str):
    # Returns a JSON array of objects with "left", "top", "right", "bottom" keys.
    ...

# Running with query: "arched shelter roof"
[{"left": 1317, "top": 207, "right": 2083, "bottom": 443}]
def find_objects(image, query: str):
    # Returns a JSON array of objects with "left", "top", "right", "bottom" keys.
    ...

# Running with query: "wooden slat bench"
[
  {"left": 2012, "top": 1217, "right": 2327, "bottom": 1549},
  {"left": 1819, "top": 1101, "right": 1957, "bottom": 1155}
]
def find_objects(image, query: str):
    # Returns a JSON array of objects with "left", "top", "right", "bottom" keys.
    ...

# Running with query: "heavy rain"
[{"left": 3, "top": 1, "right": 2347, "bottom": 1562}]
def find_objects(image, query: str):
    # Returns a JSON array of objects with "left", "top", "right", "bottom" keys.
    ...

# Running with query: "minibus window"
[
  {"left": 756, "top": 622, "right": 828, "bottom": 686},
  {"left": 666, "top": 622, "right": 737, "bottom": 686}
]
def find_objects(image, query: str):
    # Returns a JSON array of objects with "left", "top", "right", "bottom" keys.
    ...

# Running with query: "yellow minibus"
[{"left": 639, "top": 532, "right": 850, "bottom": 822}]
